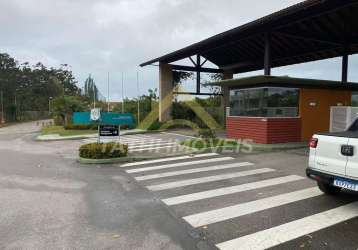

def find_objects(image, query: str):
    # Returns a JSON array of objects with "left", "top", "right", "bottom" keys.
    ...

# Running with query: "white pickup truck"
[{"left": 307, "top": 118, "right": 358, "bottom": 195}]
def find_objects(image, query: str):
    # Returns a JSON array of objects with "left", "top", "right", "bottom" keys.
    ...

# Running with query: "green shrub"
[
  {"left": 147, "top": 120, "right": 164, "bottom": 131},
  {"left": 197, "top": 129, "right": 216, "bottom": 139},
  {"left": 120, "top": 124, "right": 130, "bottom": 130},
  {"left": 79, "top": 142, "right": 128, "bottom": 159}
]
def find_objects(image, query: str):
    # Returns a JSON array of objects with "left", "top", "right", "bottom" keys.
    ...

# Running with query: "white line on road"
[
  {"left": 129, "top": 142, "right": 177, "bottom": 149},
  {"left": 146, "top": 168, "right": 275, "bottom": 191},
  {"left": 161, "top": 132, "right": 197, "bottom": 139},
  {"left": 120, "top": 139, "right": 164, "bottom": 143},
  {"left": 183, "top": 187, "right": 322, "bottom": 227},
  {"left": 122, "top": 135, "right": 152, "bottom": 139},
  {"left": 120, "top": 153, "right": 218, "bottom": 167},
  {"left": 135, "top": 162, "right": 254, "bottom": 181},
  {"left": 126, "top": 157, "right": 234, "bottom": 173},
  {"left": 130, "top": 145, "right": 182, "bottom": 152},
  {"left": 162, "top": 175, "right": 305, "bottom": 206},
  {"left": 216, "top": 201, "right": 358, "bottom": 250}
]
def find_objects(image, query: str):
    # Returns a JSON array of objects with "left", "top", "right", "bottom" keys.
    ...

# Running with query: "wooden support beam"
[
  {"left": 196, "top": 55, "right": 201, "bottom": 94},
  {"left": 170, "top": 64, "right": 223, "bottom": 73},
  {"left": 173, "top": 92, "right": 223, "bottom": 96},
  {"left": 200, "top": 58, "right": 208, "bottom": 67},
  {"left": 342, "top": 54, "right": 349, "bottom": 83},
  {"left": 264, "top": 33, "right": 272, "bottom": 76},
  {"left": 189, "top": 56, "right": 197, "bottom": 66},
  {"left": 275, "top": 32, "right": 342, "bottom": 46}
]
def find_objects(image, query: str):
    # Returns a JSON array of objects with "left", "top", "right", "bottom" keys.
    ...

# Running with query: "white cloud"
[{"left": 1, "top": 0, "right": 356, "bottom": 102}]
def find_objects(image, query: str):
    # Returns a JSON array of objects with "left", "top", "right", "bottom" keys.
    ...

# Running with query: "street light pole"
[
  {"left": 49, "top": 97, "right": 53, "bottom": 114},
  {"left": 121, "top": 72, "right": 124, "bottom": 113},
  {"left": 137, "top": 71, "right": 140, "bottom": 124},
  {"left": 1, "top": 91, "right": 4, "bottom": 124},
  {"left": 14, "top": 94, "right": 17, "bottom": 121},
  {"left": 107, "top": 72, "right": 110, "bottom": 112}
]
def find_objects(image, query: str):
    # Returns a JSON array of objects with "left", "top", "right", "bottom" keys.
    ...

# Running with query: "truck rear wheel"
[{"left": 317, "top": 182, "right": 341, "bottom": 195}]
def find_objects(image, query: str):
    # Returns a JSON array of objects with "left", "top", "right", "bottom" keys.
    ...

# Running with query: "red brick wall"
[{"left": 226, "top": 117, "right": 301, "bottom": 144}]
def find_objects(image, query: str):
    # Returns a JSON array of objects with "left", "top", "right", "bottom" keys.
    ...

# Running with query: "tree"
[
  {"left": 52, "top": 96, "right": 86, "bottom": 125},
  {"left": 0, "top": 52, "right": 81, "bottom": 121},
  {"left": 84, "top": 75, "right": 98, "bottom": 103}
]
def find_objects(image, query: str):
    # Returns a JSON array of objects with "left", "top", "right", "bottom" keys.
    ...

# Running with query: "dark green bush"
[
  {"left": 197, "top": 129, "right": 216, "bottom": 139},
  {"left": 120, "top": 124, "right": 131, "bottom": 130},
  {"left": 79, "top": 142, "right": 128, "bottom": 159},
  {"left": 147, "top": 120, "right": 165, "bottom": 130}
]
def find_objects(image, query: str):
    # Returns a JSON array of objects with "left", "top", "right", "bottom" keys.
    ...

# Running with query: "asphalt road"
[
  {"left": 0, "top": 122, "right": 203, "bottom": 250},
  {"left": 1, "top": 122, "right": 358, "bottom": 250}
]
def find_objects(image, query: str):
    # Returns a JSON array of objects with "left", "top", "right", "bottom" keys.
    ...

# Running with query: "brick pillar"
[{"left": 159, "top": 63, "right": 173, "bottom": 122}]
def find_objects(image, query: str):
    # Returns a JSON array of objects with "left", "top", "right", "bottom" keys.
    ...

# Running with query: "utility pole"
[
  {"left": 121, "top": 72, "right": 124, "bottom": 113},
  {"left": 107, "top": 72, "right": 110, "bottom": 112},
  {"left": 49, "top": 97, "right": 53, "bottom": 114},
  {"left": 93, "top": 80, "right": 96, "bottom": 109},
  {"left": 137, "top": 71, "right": 140, "bottom": 124},
  {"left": 1, "top": 91, "right": 4, "bottom": 124},
  {"left": 14, "top": 94, "right": 17, "bottom": 121}
]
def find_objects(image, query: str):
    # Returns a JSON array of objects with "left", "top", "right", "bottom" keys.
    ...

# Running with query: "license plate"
[{"left": 333, "top": 178, "right": 358, "bottom": 191}]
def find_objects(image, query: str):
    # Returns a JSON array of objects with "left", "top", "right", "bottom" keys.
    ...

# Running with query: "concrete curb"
[
  {"left": 78, "top": 156, "right": 138, "bottom": 165},
  {"left": 36, "top": 129, "right": 155, "bottom": 141},
  {"left": 78, "top": 150, "right": 197, "bottom": 165},
  {"left": 180, "top": 141, "right": 307, "bottom": 153}
]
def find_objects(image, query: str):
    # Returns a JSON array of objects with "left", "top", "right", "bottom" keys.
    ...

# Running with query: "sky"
[{"left": 1, "top": 0, "right": 358, "bottom": 101}]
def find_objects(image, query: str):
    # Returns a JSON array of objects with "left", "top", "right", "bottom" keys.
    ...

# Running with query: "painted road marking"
[
  {"left": 126, "top": 157, "right": 234, "bottom": 174},
  {"left": 130, "top": 145, "right": 182, "bottom": 152},
  {"left": 216, "top": 201, "right": 358, "bottom": 250},
  {"left": 129, "top": 142, "right": 177, "bottom": 149},
  {"left": 162, "top": 175, "right": 304, "bottom": 206},
  {"left": 120, "top": 139, "right": 164, "bottom": 143},
  {"left": 122, "top": 135, "right": 152, "bottom": 139},
  {"left": 146, "top": 168, "right": 275, "bottom": 191},
  {"left": 183, "top": 187, "right": 322, "bottom": 227},
  {"left": 121, "top": 153, "right": 218, "bottom": 167},
  {"left": 161, "top": 132, "right": 197, "bottom": 139},
  {"left": 135, "top": 162, "right": 254, "bottom": 181}
]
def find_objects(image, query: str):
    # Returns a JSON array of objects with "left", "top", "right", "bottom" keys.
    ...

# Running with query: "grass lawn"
[
  {"left": 180, "top": 138, "right": 240, "bottom": 149},
  {"left": 42, "top": 125, "right": 96, "bottom": 137}
]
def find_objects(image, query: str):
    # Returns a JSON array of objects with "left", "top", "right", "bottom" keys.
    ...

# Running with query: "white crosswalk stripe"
[
  {"left": 146, "top": 168, "right": 275, "bottom": 191},
  {"left": 130, "top": 145, "right": 182, "bottom": 152},
  {"left": 120, "top": 153, "right": 218, "bottom": 167},
  {"left": 216, "top": 201, "right": 358, "bottom": 250},
  {"left": 128, "top": 142, "right": 177, "bottom": 149},
  {"left": 135, "top": 162, "right": 254, "bottom": 181},
  {"left": 182, "top": 187, "right": 322, "bottom": 227},
  {"left": 122, "top": 152, "right": 358, "bottom": 248},
  {"left": 126, "top": 157, "right": 234, "bottom": 173},
  {"left": 162, "top": 175, "right": 304, "bottom": 205},
  {"left": 121, "top": 139, "right": 164, "bottom": 143}
]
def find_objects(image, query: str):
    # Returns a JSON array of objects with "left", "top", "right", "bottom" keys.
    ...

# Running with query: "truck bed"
[{"left": 317, "top": 131, "right": 358, "bottom": 138}]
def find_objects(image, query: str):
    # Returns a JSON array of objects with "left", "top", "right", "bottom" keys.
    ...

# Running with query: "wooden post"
[
  {"left": 342, "top": 54, "right": 349, "bottom": 83},
  {"left": 196, "top": 55, "right": 201, "bottom": 94},
  {"left": 264, "top": 33, "right": 271, "bottom": 76}
]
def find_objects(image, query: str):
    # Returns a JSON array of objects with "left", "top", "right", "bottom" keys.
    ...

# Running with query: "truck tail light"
[{"left": 309, "top": 138, "right": 318, "bottom": 148}]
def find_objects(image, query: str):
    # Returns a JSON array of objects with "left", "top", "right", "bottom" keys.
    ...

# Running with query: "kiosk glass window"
[{"left": 229, "top": 87, "right": 299, "bottom": 117}]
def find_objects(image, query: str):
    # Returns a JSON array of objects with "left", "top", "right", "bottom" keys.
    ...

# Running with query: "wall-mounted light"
[{"left": 309, "top": 102, "right": 317, "bottom": 107}]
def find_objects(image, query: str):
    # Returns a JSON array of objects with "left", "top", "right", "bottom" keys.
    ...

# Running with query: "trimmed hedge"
[{"left": 79, "top": 142, "right": 128, "bottom": 159}]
